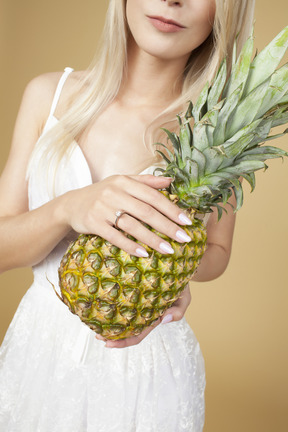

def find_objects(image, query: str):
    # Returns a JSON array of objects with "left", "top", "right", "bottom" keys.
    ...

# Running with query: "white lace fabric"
[{"left": 0, "top": 68, "right": 206, "bottom": 431}]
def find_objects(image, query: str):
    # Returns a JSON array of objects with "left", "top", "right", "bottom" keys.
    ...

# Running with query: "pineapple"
[{"left": 58, "top": 27, "right": 288, "bottom": 340}]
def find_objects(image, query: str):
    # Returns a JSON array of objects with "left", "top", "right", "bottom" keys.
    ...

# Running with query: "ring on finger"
[{"left": 114, "top": 210, "right": 129, "bottom": 229}]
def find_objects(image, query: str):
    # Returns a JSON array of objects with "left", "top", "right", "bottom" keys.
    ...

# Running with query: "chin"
[{"left": 138, "top": 41, "right": 191, "bottom": 62}]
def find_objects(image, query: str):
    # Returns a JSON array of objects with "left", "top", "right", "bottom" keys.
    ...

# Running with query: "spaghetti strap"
[{"left": 48, "top": 67, "right": 74, "bottom": 118}]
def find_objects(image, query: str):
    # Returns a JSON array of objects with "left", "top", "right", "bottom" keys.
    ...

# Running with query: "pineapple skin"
[{"left": 58, "top": 214, "right": 207, "bottom": 340}]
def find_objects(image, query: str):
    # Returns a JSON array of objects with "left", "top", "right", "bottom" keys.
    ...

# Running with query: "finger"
[
  {"left": 116, "top": 212, "right": 192, "bottom": 255},
  {"left": 98, "top": 224, "right": 150, "bottom": 257},
  {"left": 130, "top": 174, "right": 173, "bottom": 190},
  {"left": 105, "top": 318, "right": 161, "bottom": 349},
  {"left": 95, "top": 334, "right": 107, "bottom": 342},
  {"left": 161, "top": 286, "right": 191, "bottom": 323},
  {"left": 124, "top": 177, "right": 193, "bottom": 227}
]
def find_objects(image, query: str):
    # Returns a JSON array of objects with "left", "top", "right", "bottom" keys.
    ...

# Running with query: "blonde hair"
[{"left": 27, "top": 0, "right": 255, "bottom": 190}]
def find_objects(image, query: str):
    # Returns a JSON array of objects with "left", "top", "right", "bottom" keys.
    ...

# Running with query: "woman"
[{"left": 0, "top": 1, "right": 255, "bottom": 430}]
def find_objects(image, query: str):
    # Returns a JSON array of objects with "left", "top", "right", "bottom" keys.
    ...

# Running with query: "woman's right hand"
[{"left": 63, "top": 174, "right": 193, "bottom": 257}]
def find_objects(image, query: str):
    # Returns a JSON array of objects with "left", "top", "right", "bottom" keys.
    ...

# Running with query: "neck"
[{"left": 117, "top": 39, "right": 189, "bottom": 109}]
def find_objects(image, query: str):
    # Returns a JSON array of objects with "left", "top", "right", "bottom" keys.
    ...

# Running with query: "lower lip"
[{"left": 148, "top": 17, "right": 184, "bottom": 33}]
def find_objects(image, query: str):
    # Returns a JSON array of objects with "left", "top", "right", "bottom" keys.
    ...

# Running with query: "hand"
[
  {"left": 62, "top": 174, "right": 193, "bottom": 257},
  {"left": 95, "top": 284, "right": 192, "bottom": 348}
]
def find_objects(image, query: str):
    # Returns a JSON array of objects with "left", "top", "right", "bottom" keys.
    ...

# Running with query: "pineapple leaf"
[
  {"left": 264, "top": 129, "right": 288, "bottom": 142},
  {"left": 213, "top": 84, "right": 243, "bottom": 146},
  {"left": 243, "top": 26, "right": 288, "bottom": 97},
  {"left": 220, "top": 118, "right": 263, "bottom": 155},
  {"left": 191, "top": 121, "right": 209, "bottom": 152},
  {"left": 271, "top": 109, "right": 288, "bottom": 128},
  {"left": 232, "top": 180, "right": 244, "bottom": 212},
  {"left": 214, "top": 203, "right": 228, "bottom": 221},
  {"left": 185, "top": 157, "right": 199, "bottom": 184},
  {"left": 203, "top": 147, "right": 224, "bottom": 174},
  {"left": 161, "top": 128, "right": 181, "bottom": 154},
  {"left": 224, "top": 160, "right": 266, "bottom": 175},
  {"left": 172, "top": 167, "right": 191, "bottom": 185},
  {"left": 242, "top": 145, "right": 288, "bottom": 157},
  {"left": 200, "top": 101, "right": 225, "bottom": 146},
  {"left": 220, "top": 130, "right": 258, "bottom": 159},
  {"left": 155, "top": 142, "right": 175, "bottom": 159},
  {"left": 225, "top": 80, "right": 269, "bottom": 139},
  {"left": 223, "top": 34, "right": 254, "bottom": 99},
  {"left": 155, "top": 150, "right": 172, "bottom": 165},
  {"left": 207, "top": 58, "right": 227, "bottom": 111},
  {"left": 184, "top": 101, "right": 193, "bottom": 120},
  {"left": 179, "top": 122, "right": 193, "bottom": 160},
  {"left": 190, "top": 148, "right": 206, "bottom": 178},
  {"left": 255, "top": 63, "right": 288, "bottom": 119},
  {"left": 278, "top": 91, "right": 288, "bottom": 104},
  {"left": 241, "top": 172, "right": 256, "bottom": 192},
  {"left": 221, "top": 189, "right": 231, "bottom": 205},
  {"left": 193, "top": 82, "right": 209, "bottom": 122}
]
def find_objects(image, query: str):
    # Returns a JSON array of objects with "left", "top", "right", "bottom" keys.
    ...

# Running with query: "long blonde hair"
[{"left": 27, "top": 0, "right": 255, "bottom": 188}]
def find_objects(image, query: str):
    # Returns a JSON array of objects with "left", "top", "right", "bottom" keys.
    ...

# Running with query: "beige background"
[{"left": 0, "top": 1, "right": 287, "bottom": 430}]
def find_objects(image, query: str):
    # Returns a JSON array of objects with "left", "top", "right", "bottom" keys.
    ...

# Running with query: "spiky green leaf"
[
  {"left": 213, "top": 84, "right": 243, "bottom": 145},
  {"left": 241, "top": 172, "right": 256, "bottom": 192},
  {"left": 225, "top": 81, "right": 268, "bottom": 138},
  {"left": 207, "top": 59, "right": 227, "bottom": 110},
  {"left": 223, "top": 160, "right": 267, "bottom": 175},
  {"left": 243, "top": 26, "right": 288, "bottom": 97},
  {"left": 223, "top": 35, "right": 254, "bottom": 99},
  {"left": 256, "top": 63, "right": 288, "bottom": 119},
  {"left": 190, "top": 148, "right": 206, "bottom": 178},
  {"left": 232, "top": 180, "right": 244, "bottom": 212},
  {"left": 203, "top": 147, "right": 224, "bottom": 174},
  {"left": 179, "top": 122, "right": 193, "bottom": 160},
  {"left": 193, "top": 82, "right": 209, "bottom": 122}
]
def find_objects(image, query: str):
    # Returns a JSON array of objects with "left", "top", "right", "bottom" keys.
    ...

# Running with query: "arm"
[
  {"left": 0, "top": 73, "right": 73, "bottom": 273},
  {"left": 192, "top": 193, "right": 237, "bottom": 282}
]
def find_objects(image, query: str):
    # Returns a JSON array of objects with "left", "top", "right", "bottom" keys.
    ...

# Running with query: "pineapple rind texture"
[{"left": 59, "top": 217, "right": 207, "bottom": 340}]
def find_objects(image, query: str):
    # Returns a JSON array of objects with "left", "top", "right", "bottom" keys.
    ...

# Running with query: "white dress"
[{"left": 0, "top": 67, "right": 206, "bottom": 432}]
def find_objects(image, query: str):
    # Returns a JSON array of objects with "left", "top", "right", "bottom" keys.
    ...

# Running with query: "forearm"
[
  {"left": 0, "top": 195, "right": 70, "bottom": 273},
  {"left": 191, "top": 242, "right": 230, "bottom": 282}
]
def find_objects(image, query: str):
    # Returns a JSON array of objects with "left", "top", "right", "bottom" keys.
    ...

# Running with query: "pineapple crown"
[{"left": 154, "top": 26, "right": 288, "bottom": 219}]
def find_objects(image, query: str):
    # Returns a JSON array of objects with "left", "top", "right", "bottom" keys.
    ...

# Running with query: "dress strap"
[{"left": 48, "top": 66, "right": 74, "bottom": 118}]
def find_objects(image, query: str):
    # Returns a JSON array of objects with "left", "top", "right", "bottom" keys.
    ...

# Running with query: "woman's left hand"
[{"left": 95, "top": 284, "right": 191, "bottom": 348}]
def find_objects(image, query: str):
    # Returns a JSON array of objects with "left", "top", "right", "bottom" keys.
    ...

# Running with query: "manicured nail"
[
  {"left": 176, "top": 230, "right": 192, "bottom": 243},
  {"left": 179, "top": 213, "right": 192, "bottom": 225},
  {"left": 136, "top": 248, "right": 149, "bottom": 258},
  {"left": 162, "top": 314, "right": 173, "bottom": 324},
  {"left": 159, "top": 242, "right": 174, "bottom": 254}
]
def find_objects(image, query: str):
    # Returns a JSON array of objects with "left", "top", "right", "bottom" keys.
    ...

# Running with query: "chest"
[{"left": 77, "top": 104, "right": 158, "bottom": 182}]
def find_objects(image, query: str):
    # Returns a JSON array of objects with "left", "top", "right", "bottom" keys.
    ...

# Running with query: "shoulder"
[{"left": 22, "top": 69, "right": 87, "bottom": 133}]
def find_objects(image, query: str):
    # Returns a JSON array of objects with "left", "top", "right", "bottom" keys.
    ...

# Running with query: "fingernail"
[
  {"left": 136, "top": 248, "right": 149, "bottom": 258},
  {"left": 176, "top": 230, "right": 192, "bottom": 243},
  {"left": 162, "top": 314, "right": 173, "bottom": 324},
  {"left": 159, "top": 242, "right": 174, "bottom": 254},
  {"left": 179, "top": 213, "right": 192, "bottom": 225}
]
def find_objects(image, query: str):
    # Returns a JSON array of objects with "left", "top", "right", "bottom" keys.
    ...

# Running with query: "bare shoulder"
[
  {"left": 0, "top": 69, "right": 87, "bottom": 215},
  {"left": 22, "top": 69, "right": 87, "bottom": 133}
]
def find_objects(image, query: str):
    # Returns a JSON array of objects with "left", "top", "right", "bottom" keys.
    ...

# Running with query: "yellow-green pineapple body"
[{"left": 59, "top": 215, "right": 207, "bottom": 340}]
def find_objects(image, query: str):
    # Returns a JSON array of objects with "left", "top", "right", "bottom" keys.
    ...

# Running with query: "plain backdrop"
[{"left": 0, "top": 1, "right": 288, "bottom": 431}]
